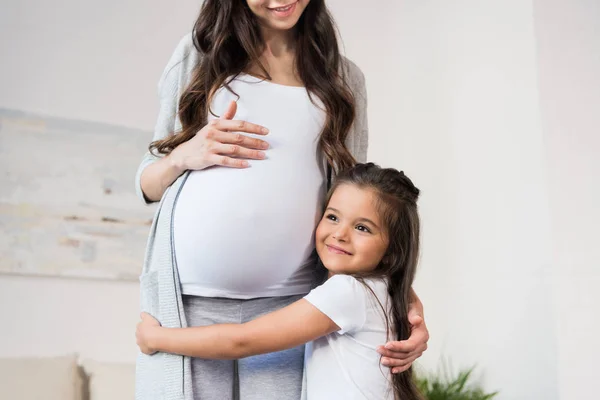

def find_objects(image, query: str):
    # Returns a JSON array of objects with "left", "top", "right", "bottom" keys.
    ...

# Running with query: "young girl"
[
  {"left": 135, "top": 1, "right": 428, "bottom": 399},
  {"left": 137, "top": 163, "right": 424, "bottom": 400}
]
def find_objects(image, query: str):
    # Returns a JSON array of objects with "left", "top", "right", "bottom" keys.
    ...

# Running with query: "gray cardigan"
[{"left": 134, "top": 33, "right": 369, "bottom": 400}]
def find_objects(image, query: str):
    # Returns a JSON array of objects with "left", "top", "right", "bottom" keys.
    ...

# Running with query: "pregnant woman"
[{"left": 134, "top": 1, "right": 429, "bottom": 399}]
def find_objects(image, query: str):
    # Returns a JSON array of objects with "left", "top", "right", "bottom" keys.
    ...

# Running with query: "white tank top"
[{"left": 173, "top": 74, "right": 327, "bottom": 299}]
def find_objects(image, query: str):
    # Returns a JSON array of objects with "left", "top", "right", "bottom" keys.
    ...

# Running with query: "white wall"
[
  {"left": 0, "top": 0, "right": 189, "bottom": 365},
  {"left": 0, "top": 274, "right": 140, "bottom": 364},
  {"left": 330, "top": 1, "right": 557, "bottom": 399},
  {"left": 0, "top": 0, "right": 201, "bottom": 130},
  {"left": 534, "top": 1, "right": 600, "bottom": 398}
]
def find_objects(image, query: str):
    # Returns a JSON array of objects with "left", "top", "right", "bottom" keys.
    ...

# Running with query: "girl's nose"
[{"left": 332, "top": 225, "right": 350, "bottom": 241}]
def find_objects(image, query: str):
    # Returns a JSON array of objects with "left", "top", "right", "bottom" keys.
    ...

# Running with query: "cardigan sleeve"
[
  {"left": 134, "top": 34, "right": 197, "bottom": 204},
  {"left": 342, "top": 57, "right": 369, "bottom": 164}
]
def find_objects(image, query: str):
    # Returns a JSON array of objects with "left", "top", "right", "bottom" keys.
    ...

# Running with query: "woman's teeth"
[{"left": 274, "top": 4, "right": 293, "bottom": 11}]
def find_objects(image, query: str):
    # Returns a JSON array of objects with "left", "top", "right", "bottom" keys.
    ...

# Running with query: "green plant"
[{"left": 416, "top": 366, "right": 498, "bottom": 400}]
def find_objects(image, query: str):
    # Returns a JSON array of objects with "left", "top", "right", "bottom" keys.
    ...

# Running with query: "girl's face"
[
  {"left": 246, "top": 0, "right": 310, "bottom": 32},
  {"left": 315, "top": 184, "right": 390, "bottom": 276}
]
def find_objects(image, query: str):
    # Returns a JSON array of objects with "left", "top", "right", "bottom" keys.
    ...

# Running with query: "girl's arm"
[{"left": 137, "top": 299, "right": 339, "bottom": 359}]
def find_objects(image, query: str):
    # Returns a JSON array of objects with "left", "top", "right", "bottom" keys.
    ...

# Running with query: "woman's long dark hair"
[
  {"left": 150, "top": 0, "right": 356, "bottom": 172},
  {"left": 327, "top": 163, "right": 424, "bottom": 400}
]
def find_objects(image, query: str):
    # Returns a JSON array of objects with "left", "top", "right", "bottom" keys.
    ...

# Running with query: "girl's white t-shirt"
[
  {"left": 173, "top": 74, "right": 327, "bottom": 299},
  {"left": 303, "top": 275, "right": 394, "bottom": 400}
]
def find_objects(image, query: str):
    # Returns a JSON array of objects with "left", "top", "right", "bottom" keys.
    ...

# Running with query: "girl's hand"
[
  {"left": 170, "top": 100, "right": 270, "bottom": 171},
  {"left": 136, "top": 312, "right": 161, "bottom": 355},
  {"left": 376, "top": 303, "right": 429, "bottom": 373}
]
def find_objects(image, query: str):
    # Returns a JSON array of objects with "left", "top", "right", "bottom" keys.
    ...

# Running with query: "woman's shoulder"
[
  {"left": 171, "top": 33, "right": 201, "bottom": 62},
  {"left": 164, "top": 33, "right": 202, "bottom": 71},
  {"left": 340, "top": 56, "right": 366, "bottom": 87},
  {"left": 158, "top": 33, "right": 203, "bottom": 90}
]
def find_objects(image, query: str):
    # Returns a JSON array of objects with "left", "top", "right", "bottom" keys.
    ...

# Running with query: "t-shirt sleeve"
[{"left": 304, "top": 274, "right": 368, "bottom": 335}]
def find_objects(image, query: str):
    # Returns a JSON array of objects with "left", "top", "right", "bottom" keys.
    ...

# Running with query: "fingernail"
[
  {"left": 262, "top": 127, "right": 269, "bottom": 134},
  {"left": 241, "top": 161, "right": 249, "bottom": 167},
  {"left": 381, "top": 358, "right": 390, "bottom": 366},
  {"left": 258, "top": 151, "right": 266, "bottom": 159},
  {"left": 261, "top": 142, "right": 270, "bottom": 149},
  {"left": 385, "top": 343, "right": 393, "bottom": 349}
]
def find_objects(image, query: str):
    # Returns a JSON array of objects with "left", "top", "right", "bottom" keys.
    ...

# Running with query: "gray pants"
[{"left": 183, "top": 294, "right": 305, "bottom": 400}]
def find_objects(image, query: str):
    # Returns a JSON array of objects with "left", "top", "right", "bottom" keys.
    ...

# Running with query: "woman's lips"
[{"left": 268, "top": 1, "right": 298, "bottom": 18}]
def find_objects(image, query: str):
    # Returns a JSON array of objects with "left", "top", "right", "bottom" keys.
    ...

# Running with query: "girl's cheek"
[{"left": 315, "top": 223, "right": 326, "bottom": 241}]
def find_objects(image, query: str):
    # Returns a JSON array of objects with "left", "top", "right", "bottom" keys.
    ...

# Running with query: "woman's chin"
[{"left": 264, "top": 20, "right": 300, "bottom": 31}]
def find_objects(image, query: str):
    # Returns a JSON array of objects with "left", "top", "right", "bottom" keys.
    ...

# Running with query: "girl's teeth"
[{"left": 275, "top": 5, "right": 292, "bottom": 11}]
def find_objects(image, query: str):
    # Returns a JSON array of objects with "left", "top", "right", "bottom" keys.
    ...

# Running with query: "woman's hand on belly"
[{"left": 171, "top": 101, "right": 271, "bottom": 171}]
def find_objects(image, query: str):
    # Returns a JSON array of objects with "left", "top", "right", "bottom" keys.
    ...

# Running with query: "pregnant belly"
[{"left": 173, "top": 165, "right": 325, "bottom": 292}]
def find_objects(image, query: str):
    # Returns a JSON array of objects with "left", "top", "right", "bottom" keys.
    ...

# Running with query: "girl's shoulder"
[
  {"left": 326, "top": 276, "right": 390, "bottom": 317},
  {"left": 361, "top": 277, "right": 389, "bottom": 294},
  {"left": 325, "top": 275, "right": 387, "bottom": 297},
  {"left": 356, "top": 276, "right": 389, "bottom": 302}
]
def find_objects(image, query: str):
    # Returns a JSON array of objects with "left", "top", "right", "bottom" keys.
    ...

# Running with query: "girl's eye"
[
  {"left": 356, "top": 224, "right": 371, "bottom": 233},
  {"left": 326, "top": 214, "right": 338, "bottom": 222}
]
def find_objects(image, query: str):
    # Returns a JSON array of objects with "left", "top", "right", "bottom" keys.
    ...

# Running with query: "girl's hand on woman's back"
[
  {"left": 170, "top": 101, "right": 270, "bottom": 172},
  {"left": 136, "top": 312, "right": 161, "bottom": 355}
]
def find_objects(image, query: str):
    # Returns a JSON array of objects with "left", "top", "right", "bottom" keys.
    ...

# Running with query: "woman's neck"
[
  {"left": 260, "top": 26, "right": 296, "bottom": 57},
  {"left": 247, "top": 25, "right": 302, "bottom": 86}
]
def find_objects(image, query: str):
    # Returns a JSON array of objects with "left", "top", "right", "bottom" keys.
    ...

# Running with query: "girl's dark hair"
[
  {"left": 150, "top": 0, "right": 356, "bottom": 173},
  {"left": 327, "top": 162, "right": 423, "bottom": 400}
]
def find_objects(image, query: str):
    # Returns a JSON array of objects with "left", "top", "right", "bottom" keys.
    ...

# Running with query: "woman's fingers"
[
  {"left": 208, "top": 154, "right": 250, "bottom": 169},
  {"left": 183, "top": 118, "right": 270, "bottom": 171},
  {"left": 212, "top": 142, "right": 266, "bottom": 161},
  {"left": 376, "top": 338, "right": 428, "bottom": 360},
  {"left": 187, "top": 142, "right": 265, "bottom": 169},
  {"left": 205, "top": 128, "right": 270, "bottom": 150},
  {"left": 222, "top": 101, "right": 237, "bottom": 120},
  {"left": 210, "top": 119, "right": 270, "bottom": 136},
  {"left": 379, "top": 350, "right": 422, "bottom": 367}
]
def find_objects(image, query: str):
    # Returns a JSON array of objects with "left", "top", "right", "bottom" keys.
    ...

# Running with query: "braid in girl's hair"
[{"left": 327, "top": 162, "right": 424, "bottom": 400}]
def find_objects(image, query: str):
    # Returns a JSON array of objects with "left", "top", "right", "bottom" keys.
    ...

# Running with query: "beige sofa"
[{"left": 0, "top": 355, "right": 135, "bottom": 400}]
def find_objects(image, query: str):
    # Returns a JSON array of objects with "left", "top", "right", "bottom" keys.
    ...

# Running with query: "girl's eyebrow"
[
  {"left": 357, "top": 217, "right": 381, "bottom": 230},
  {"left": 325, "top": 207, "right": 381, "bottom": 230}
]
